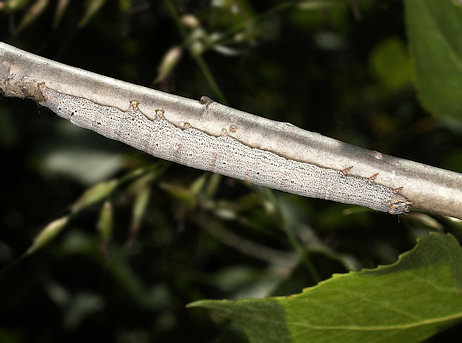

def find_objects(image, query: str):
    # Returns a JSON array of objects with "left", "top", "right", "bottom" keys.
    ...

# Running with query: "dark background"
[{"left": 0, "top": 1, "right": 461, "bottom": 342}]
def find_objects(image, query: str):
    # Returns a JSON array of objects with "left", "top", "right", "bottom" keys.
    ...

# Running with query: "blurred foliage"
[
  {"left": 0, "top": 0, "right": 461, "bottom": 342},
  {"left": 406, "top": 0, "right": 462, "bottom": 120}
]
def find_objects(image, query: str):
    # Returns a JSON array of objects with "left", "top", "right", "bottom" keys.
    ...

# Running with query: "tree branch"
[{"left": 1, "top": 42, "right": 461, "bottom": 218}]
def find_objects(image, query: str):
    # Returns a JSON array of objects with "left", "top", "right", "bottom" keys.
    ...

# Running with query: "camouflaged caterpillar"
[{"left": 37, "top": 83, "right": 410, "bottom": 215}]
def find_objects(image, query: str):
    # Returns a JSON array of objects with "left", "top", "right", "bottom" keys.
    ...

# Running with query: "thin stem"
[
  {"left": 163, "top": 0, "right": 227, "bottom": 105},
  {"left": 260, "top": 188, "right": 321, "bottom": 284},
  {"left": 217, "top": 1, "right": 292, "bottom": 45}
]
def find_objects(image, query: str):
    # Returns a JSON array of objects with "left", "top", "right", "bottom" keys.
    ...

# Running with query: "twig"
[
  {"left": 163, "top": 0, "right": 227, "bottom": 104},
  {"left": 1, "top": 42, "right": 461, "bottom": 218}
]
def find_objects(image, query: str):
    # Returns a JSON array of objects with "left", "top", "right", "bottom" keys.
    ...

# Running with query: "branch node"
[{"left": 200, "top": 95, "right": 213, "bottom": 108}]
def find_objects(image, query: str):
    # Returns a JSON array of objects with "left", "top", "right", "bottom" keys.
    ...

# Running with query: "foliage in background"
[
  {"left": 0, "top": 0, "right": 462, "bottom": 342},
  {"left": 405, "top": 0, "right": 462, "bottom": 120}
]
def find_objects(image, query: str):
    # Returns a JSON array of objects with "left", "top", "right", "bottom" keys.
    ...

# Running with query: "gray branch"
[{"left": 1, "top": 42, "right": 461, "bottom": 219}]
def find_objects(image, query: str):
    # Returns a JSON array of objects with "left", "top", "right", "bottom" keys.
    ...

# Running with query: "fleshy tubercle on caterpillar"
[
  {"left": 337, "top": 163, "right": 410, "bottom": 215},
  {"left": 37, "top": 82, "right": 411, "bottom": 215}
]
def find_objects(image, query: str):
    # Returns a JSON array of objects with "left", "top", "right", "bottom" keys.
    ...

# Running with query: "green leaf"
[
  {"left": 369, "top": 37, "right": 411, "bottom": 92},
  {"left": 405, "top": 0, "right": 462, "bottom": 119},
  {"left": 97, "top": 201, "right": 113, "bottom": 243},
  {"left": 127, "top": 187, "right": 150, "bottom": 246},
  {"left": 39, "top": 147, "right": 124, "bottom": 186},
  {"left": 71, "top": 179, "right": 118, "bottom": 213},
  {"left": 189, "top": 233, "right": 462, "bottom": 343},
  {"left": 159, "top": 182, "right": 197, "bottom": 209},
  {"left": 14, "top": 0, "right": 49, "bottom": 35},
  {"left": 296, "top": 0, "right": 344, "bottom": 11},
  {"left": 154, "top": 46, "right": 183, "bottom": 84},
  {"left": 26, "top": 216, "right": 69, "bottom": 255},
  {"left": 53, "top": 0, "right": 70, "bottom": 28},
  {"left": 189, "top": 174, "right": 207, "bottom": 196},
  {"left": 78, "top": 0, "right": 106, "bottom": 28}
]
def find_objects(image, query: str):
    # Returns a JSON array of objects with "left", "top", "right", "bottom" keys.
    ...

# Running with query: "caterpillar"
[{"left": 37, "top": 82, "right": 410, "bottom": 215}]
